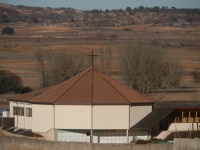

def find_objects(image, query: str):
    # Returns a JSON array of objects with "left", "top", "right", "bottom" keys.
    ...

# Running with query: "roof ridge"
[
  {"left": 52, "top": 67, "right": 92, "bottom": 104},
  {"left": 94, "top": 69, "right": 131, "bottom": 104},
  {"left": 95, "top": 69, "right": 153, "bottom": 103}
]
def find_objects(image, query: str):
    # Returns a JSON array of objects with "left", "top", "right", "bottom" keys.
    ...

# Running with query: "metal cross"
[{"left": 87, "top": 50, "right": 98, "bottom": 68}]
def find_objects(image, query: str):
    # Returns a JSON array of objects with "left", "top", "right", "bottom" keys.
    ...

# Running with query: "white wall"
[
  {"left": 168, "top": 123, "right": 198, "bottom": 132},
  {"left": 9, "top": 101, "right": 32, "bottom": 129},
  {"left": 2, "top": 111, "right": 9, "bottom": 117},
  {"left": 55, "top": 105, "right": 91, "bottom": 129},
  {"left": 9, "top": 101, "right": 15, "bottom": 118},
  {"left": 130, "top": 106, "right": 152, "bottom": 127},
  {"left": 93, "top": 105, "right": 129, "bottom": 129},
  {"left": 32, "top": 104, "right": 54, "bottom": 132}
]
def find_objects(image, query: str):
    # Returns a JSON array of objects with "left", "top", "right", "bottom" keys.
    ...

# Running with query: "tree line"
[{"left": 1, "top": 4, "right": 200, "bottom": 26}]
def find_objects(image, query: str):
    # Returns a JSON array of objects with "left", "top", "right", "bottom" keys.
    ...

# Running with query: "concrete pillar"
[
  {"left": 174, "top": 111, "right": 176, "bottom": 123},
  {"left": 196, "top": 111, "right": 198, "bottom": 123},
  {"left": 126, "top": 129, "right": 129, "bottom": 144},
  {"left": 189, "top": 111, "right": 191, "bottom": 123},
  {"left": 182, "top": 111, "right": 184, "bottom": 123},
  {"left": 90, "top": 130, "right": 93, "bottom": 143}
]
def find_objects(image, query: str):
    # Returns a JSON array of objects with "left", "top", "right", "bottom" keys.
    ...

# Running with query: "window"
[
  {"left": 18, "top": 107, "right": 24, "bottom": 116},
  {"left": 13, "top": 107, "right": 18, "bottom": 115},
  {"left": 26, "top": 108, "right": 32, "bottom": 117}
]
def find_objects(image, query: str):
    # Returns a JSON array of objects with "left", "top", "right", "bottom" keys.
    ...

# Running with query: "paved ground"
[
  {"left": 0, "top": 131, "right": 5, "bottom": 136},
  {"left": 0, "top": 127, "right": 5, "bottom": 136}
]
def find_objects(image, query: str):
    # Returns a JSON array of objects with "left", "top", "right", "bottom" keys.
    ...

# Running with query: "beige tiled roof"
[{"left": 9, "top": 68, "right": 153, "bottom": 105}]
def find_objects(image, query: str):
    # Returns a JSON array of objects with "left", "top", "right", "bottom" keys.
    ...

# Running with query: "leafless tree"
[
  {"left": 35, "top": 49, "right": 88, "bottom": 87},
  {"left": 119, "top": 39, "right": 183, "bottom": 95},
  {"left": 35, "top": 48, "right": 49, "bottom": 87},
  {"left": 191, "top": 71, "right": 200, "bottom": 84},
  {"left": 99, "top": 45, "right": 105, "bottom": 72},
  {"left": 99, "top": 45, "right": 112, "bottom": 75},
  {"left": 47, "top": 51, "right": 87, "bottom": 85}
]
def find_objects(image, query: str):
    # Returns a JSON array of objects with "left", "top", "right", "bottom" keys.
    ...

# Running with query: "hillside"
[{"left": 1, "top": 3, "right": 200, "bottom": 27}]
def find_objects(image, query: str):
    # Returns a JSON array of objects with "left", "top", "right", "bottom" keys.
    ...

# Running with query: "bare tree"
[
  {"left": 99, "top": 45, "right": 112, "bottom": 75},
  {"left": 105, "top": 45, "right": 112, "bottom": 75},
  {"left": 191, "top": 71, "right": 200, "bottom": 84},
  {"left": 35, "top": 49, "right": 88, "bottom": 87},
  {"left": 99, "top": 45, "right": 105, "bottom": 72},
  {"left": 119, "top": 39, "right": 182, "bottom": 95},
  {"left": 47, "top": 51, "right": 87, "bottom": 85},
  {"left": 35, "top": 48, "right": 49, "bottom": 87}
]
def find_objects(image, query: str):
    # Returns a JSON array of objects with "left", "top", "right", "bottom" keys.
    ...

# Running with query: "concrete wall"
[
  {"left": 168, "top": 123, "right": 199, "bottom": 132},
  {"left": 0, "top": 136, "right": 173, "bottom": 150},
  {"left": 174, "top": 138, "right": 200, "bottom": 150},
  {"left": 55, "top": 105, "right": 91, "bottom": 129},
  {"left": 93, "top": 105, "right": 129, "bottom": 129},
  {"left": 130, "top": 106, "right": 152, "bottom": 127},
  {"left": 32, "top": 104, "right": 53, "bottom": 132},
  {"left": 9, "top": 101, "right": 32, "bottom": 129}
]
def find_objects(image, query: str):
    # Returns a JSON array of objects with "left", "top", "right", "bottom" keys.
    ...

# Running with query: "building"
[
  {"left": 132, "top": 102, "right": 200, "bottom": 139},
  {"left": 0, "top": 108, "right": 9, "bottom": 117},
  {"left": 8, "top": 68, "right": 153, "bottom": 143}
]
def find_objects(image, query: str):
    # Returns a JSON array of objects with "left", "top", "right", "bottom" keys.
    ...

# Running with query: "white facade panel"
[
  {"left": 17, "top": 116, "right": 25, "bottom": 128},
  {"left": 25, "top": 116, "right": 32, "bottom": 129},
  {"left": 130, "top": 105, "right": 152, "bottom": 127},
  {"left": 9, "top": 101, "right": 32, "bottom": 129},
  {"left": 93, "top": 105, "right": 129, "bottom": 129},
  {"left": 9, "top": 101, "right": 16, "bottom": 118},
  {"left": 32, "top": 104, "right": 54, "bottom": 132},
  {"left": 55, "top": 105, "right": 91, "bottom": 129}
]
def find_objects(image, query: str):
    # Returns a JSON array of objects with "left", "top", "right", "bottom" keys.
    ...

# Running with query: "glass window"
[
  {"left": 13, "top": 107, "right": 18, "bottom": 115},
  {"left": 18, "top": 107, "right": 24, "bottom": 116},
  {"left": 26, "top": 108, "right": 32, "bottom": 117}
]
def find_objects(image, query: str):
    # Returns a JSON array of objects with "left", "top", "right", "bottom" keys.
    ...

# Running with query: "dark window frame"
[{"left": 26, "top": 108, "right": 32, "bottom": 117}]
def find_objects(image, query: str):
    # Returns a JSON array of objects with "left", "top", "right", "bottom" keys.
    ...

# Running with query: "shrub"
[
  {"left": 20, "top": 86, "right": 33, "bottom": 94},
  {"left": 110, "top": 34, "right": 118, "bottom": 40},
  {"left": 32, "top": 17, "right": 39, "bottom": 23},
  {"left": 135, "top": 139, "right": 149, "bottom": 144},
  {"left": 0, "top": 70, "right": 23, "bottom": 94},
  {"left": 2, "top": 27, "right": 14, "bottom": 35},
  {"left": 123, "top": 28, "right": 132, "bottom": 31}
]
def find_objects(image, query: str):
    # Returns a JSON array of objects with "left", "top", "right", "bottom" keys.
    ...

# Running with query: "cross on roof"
[{"left": 87, "top": 50, "right": 98, "bottom": 68}]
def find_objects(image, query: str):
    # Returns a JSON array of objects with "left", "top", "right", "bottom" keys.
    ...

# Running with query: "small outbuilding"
[{"left": 8, "top": 68, "right": 153, "bottom": 143}]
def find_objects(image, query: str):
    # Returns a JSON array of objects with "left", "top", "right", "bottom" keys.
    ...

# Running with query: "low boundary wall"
[
  {"left": 174, "top": 138, "right": 200, "bottom": 150},
  {"left": 0, "top": 136, "right": 173, "bottom": 150}
]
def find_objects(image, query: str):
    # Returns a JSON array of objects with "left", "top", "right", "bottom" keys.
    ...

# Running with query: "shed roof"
[{"left": 9, "top": 68, "right": 153, "bottom": 105}]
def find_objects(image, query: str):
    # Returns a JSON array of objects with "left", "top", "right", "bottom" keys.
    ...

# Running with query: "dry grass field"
[{"left": 0, "top": 23, "right": 200, "bottom": 101}]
